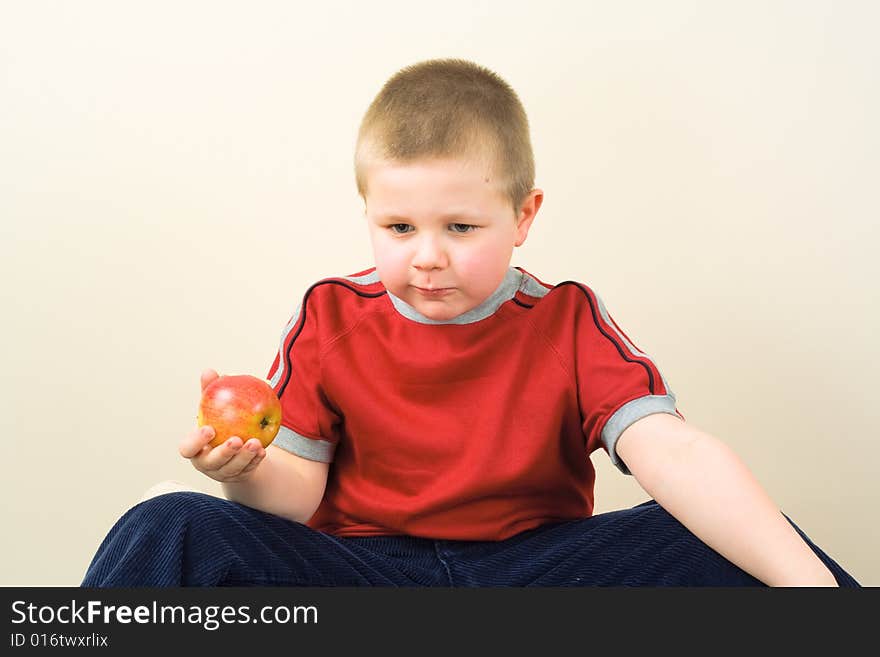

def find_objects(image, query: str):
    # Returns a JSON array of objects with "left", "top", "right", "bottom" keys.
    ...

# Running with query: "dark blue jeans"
[{"left": 81, "top": 492, "right": 859, "bottom": 587}]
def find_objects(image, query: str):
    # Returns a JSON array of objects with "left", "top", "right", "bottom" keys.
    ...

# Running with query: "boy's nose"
[{"left": 411, "top": 235, "right": 448, "bottom": 270}]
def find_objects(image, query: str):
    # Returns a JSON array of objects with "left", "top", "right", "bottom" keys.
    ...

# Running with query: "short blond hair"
[{"left": 354, "top": 58, "right": 535, "bottom": 213}]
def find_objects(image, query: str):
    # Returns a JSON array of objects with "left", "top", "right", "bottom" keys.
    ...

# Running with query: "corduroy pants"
[{"left": 81, "top": 492, "right": 859, "bottom": 587}]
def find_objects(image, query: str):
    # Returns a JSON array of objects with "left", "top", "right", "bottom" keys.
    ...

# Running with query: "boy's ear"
[{"left": 514, "top": 189, "right": 543, "bottom": 247}]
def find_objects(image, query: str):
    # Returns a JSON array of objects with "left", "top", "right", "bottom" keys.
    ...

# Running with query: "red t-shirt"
[{"left": 266, "top": 266, "right": 683, "bottom": 541}]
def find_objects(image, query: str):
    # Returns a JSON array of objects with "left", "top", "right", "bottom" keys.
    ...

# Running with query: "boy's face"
[{"left": 363, "top": 156, "right": 542, "bottom": 321}]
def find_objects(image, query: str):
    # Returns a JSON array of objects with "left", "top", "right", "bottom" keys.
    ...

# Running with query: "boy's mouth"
[{"left": 414, "top": 286, "right": 455, "bottom": 297}]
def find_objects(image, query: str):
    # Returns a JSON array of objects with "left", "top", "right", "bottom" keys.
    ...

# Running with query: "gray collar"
[{"left": 386, "top": 267, "right": 523, "bottom": 325}]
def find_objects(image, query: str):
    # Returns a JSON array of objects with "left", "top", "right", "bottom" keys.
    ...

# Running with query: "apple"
[{"left": 197, "top": 374, "right": 282, "bottom": 449}]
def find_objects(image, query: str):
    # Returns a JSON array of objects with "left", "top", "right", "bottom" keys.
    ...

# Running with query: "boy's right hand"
[{"left": 178, "top": 368, "right": 268, "bottom": 483}]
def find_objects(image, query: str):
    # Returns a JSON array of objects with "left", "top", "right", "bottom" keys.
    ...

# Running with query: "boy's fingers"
[
  {"left": 200, "top": 368, "right": 219, "bottom": 392},
  {"left": 227, "top": 441, "right": 267, "bottom": 479},
  {"left": 233, "top": 455, "right": 263, "bottom": 479},
  {"left": 205, "top": 438, "right": 262, "bottom": 478},
  {"left": 179, "top": 425, "right": 215, "bottom": 459},
  {"left": 181, "top": 429, "right": 265, "bottom": 481},
  {"left": 235, "top": 450, "right": 266, "bottom": 478},
  {"left": 236, "top": 440, "right": 267, "bottom": 474},
  {"left": 199, "top": 436, "right": 245, "bottom": 472}
]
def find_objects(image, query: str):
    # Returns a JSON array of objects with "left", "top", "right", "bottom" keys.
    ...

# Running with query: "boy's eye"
[{"left": 387, "top": 223, "right": 477, "bottom": 234}]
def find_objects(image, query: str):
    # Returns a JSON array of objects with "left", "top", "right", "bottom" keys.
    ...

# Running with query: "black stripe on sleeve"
[
  {"left": 278, "top": 280, "right": 387, "bottom": 398},
  {"left": 555, "top": 281, "right": 657, "bottom": 395}
]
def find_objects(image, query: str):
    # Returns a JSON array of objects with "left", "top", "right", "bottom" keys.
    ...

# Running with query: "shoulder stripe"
[
  {"left": 272, "top": 277, "right": 386, "bottom": 399},
  {"left": 556, "top": 281, "right": 660, "bottom": 395},
  {"left": 268, "top": 303, "right": 305, "bottom": 389},
  {"left": 591, "top": 290, "right": 678, "bottom": 399}
]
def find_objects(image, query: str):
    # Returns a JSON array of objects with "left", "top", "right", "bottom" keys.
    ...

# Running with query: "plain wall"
[{"left": 1, "top": 0, "right": 877, "bottom": 585}]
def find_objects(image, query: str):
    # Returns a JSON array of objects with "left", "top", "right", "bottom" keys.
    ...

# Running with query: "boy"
[{"left": 82, "top": 58, "right": 856, "bottom": 587}]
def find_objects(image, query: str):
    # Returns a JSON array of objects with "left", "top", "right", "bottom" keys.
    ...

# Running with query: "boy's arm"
[
  {"left": 221, "top": 446, "right": 329, "bottom": 524},
  {"left": 615, "top": 413, "right": 838, "bottom": 586}
]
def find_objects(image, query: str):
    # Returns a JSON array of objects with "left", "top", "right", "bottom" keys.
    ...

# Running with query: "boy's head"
[{"left": 354, "top": 58, "right": 543, "bottom": 321}]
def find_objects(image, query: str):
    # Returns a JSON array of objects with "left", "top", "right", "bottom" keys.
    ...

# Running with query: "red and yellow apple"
[{"left": 197, "top": 374, "right": 282, "bottom": 448}]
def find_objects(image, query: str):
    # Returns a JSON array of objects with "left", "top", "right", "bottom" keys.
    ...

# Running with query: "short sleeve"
[
  {"left": 266, "top": 293, "right": 341, "bottom": 463},
  {"left": 570, "top": 284, "right": 684, "bottom": 475}
]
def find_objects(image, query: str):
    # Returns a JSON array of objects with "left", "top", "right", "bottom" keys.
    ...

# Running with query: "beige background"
[{"left": 1, "top": 0, "right": 877, "bottom": 586}]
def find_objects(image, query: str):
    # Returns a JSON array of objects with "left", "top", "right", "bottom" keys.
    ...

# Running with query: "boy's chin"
[
  {"left": 419, "top": 308, "right": 463, "bottom": 321},
  {"left": 408, "top": 296, "right": 473, "bottom": 321}
]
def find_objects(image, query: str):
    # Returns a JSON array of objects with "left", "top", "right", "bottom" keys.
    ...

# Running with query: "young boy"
[{"left": 82, "top": 58, "right": 857, "bottom": 587}]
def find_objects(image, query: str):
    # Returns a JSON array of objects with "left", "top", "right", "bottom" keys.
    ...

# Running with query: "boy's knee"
[
  {"left": 123, "top": 491, "right": 229, "bottom": 533},
  {"left": 134, "top": 490, "right": 221, "bottom": 514}
]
